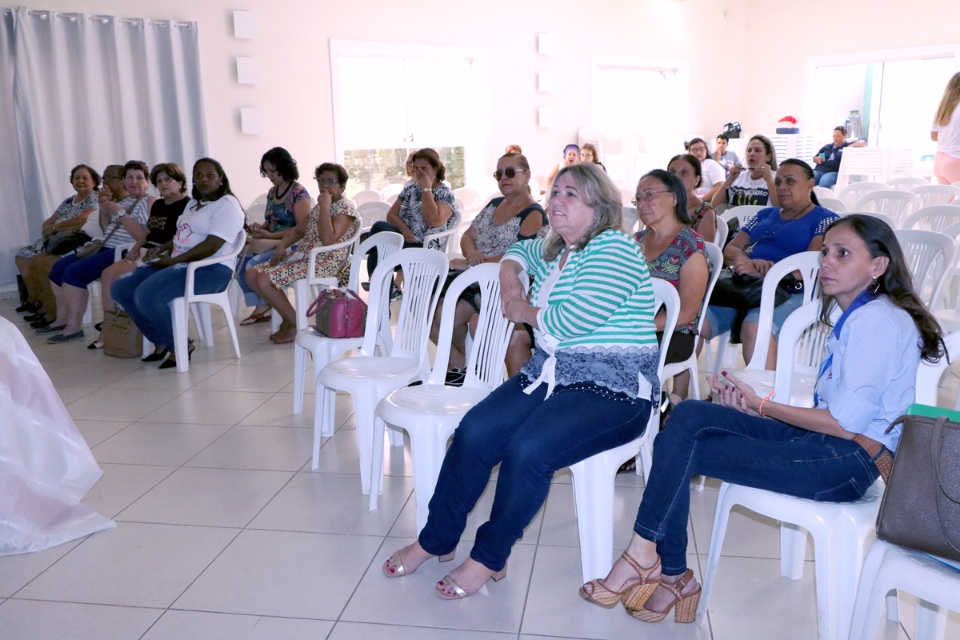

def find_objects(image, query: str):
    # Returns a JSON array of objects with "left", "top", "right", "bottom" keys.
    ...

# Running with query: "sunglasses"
[{"left": 493, "top": 167, "right": 525, "bottom": 180}]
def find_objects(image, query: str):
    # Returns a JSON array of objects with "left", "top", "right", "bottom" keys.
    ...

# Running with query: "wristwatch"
[{"left": 117, "top": 209, "right": 126, "bottom": 218}]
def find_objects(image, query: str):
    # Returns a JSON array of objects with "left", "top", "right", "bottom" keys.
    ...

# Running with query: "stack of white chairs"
[
  {"left": 854, "top": 190, "right": 922, "bottom": 228},
  {"left": 913, "top": 184, "right": 960, "bottom": 208},
  {"left": 622, "top": 205, "right": 639, "bottom": 234},
  {"left": 568, "top": 279, "right": 680, "bottom": 583},
  {"left": 835, "top": 147, "right": 887, "bottom": 188},
  {"left": 316, "top": 248, "right": 448, "bottom": 511},
  {"left": 894, "top": 229, "right": 956, "bottom": 312},
  {"left": 696, "top": 313, "right": 958, "bottom": 640},
  {"left": 887, "top": 176, "right": 929, "bottom": 191},
  {"left": 837, "top": 183, "right": 889, "bottom": 210},
  {"left": 376, "top": 263, "right": 522, "bottom": 531}
]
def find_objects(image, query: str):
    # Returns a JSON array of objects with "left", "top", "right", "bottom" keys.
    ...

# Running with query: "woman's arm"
[
  {"left": 696, "top": 207, "right": 717, "bottom": 245},
  {"left": 661, "top": 252, "right": 708, "bottom": 330},
  {"left": 51, "top": 207, "right": 97, "bottom": 233},
  {"left": 932, "top": 131, "right": 940, "bottom": 142},
  {"left": 420, "top": 188, "right": 453, "bottom": 229},
  {"left": 711, "top": 165, "right": 741, "bottom": 208},
  {"left": 385, "top": 197, "right": 418, "bottom": 243},
  {"left": 154, "top": 235, "right": 226, "bottom": 267},
  {"left": 500, "top": 258, "right": 539, "bottom": 328},
  {"left": 760, "top": 164, "right": 778, "bottom": 207}
]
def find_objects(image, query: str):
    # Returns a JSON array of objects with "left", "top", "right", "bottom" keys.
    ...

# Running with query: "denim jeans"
[
  {"left": 111, "top": 263, "right": 233, "bottom": 349},
  {"left": 48, "top": 248, "right": 115, "bottom": 288},
  {"left": 633, "top": 400, "right": 879, "bottom": 576},
  {"left": 418, "top": 376, "right": 652, "bottom": 572},
  {"left": 364, "top": 221, "right": 421, "bottom": 277},
  {"left": 238, "top": 250, "right": 275, "bottom": 307},
  {"left": 814, "top": 170, "right": 838, "bottom": 189}
]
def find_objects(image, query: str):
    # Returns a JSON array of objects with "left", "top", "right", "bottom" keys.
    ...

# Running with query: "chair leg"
[
  {"left": 780, "top": 523, "right": 807, "bottom": 580},
  {"left": 293, "top": 343, "right": 306, "bottom": 415},
  {"left": 696, "top": 482, "right": 734, "bottom": 624},
  {"left": 572, "top": 461, "right": 617, "bottom": 584},
  {"left": 171, "top": 299, "right": 190, "bottom": 373},
  {"left": 218, "top": 301, "right": 241, "bottom": 358},
  {"left": 353, "top": 399, "right": 375, "bottom": 497},
  {"left": 366, "top": 412, "right": 388, "bottom": 512},
  {"left": 407, "top": 429, "right": 444, "bottom": 533}
]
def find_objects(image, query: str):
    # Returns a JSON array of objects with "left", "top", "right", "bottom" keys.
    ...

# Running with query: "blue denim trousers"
[
  {"left": 814, "top": 170, "right": 839, "bottom": 189},
  {"left": 633, "top": 400, "right": 879, "bottom": 576},
  {"left": 238, "top": 250, "right": 275, "bottom": 307},
  {"left": 111, "top": 263, "right": 233, "bottom": 349},
  {"left": 418, "top": 376, "right": 652, "bottom": 572},
  {"left": 48, "top": 247, "right": 115, "bottom": 288}
]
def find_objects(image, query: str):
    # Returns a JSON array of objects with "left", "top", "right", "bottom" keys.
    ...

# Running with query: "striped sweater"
[{"left": 503, "top": 229, "right": 660, "bottom": 401}]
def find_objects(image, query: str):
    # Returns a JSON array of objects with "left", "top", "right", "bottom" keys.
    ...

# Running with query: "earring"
[{"left": 870, "top": 276, "right": 881, "bottom": 294}]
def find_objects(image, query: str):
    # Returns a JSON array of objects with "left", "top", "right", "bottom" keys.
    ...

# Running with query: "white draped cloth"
[{"left": 0, "top": 317, "right": 113, "bottom": 555}]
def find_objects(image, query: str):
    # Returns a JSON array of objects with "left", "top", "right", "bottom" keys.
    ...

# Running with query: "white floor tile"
[
  {"left": 194, "top": 364, "right": 294, "bottom": 393},
  {"left": 73, "top": 419, "right": 133, "bottom": 447},
  {"left": 0, "top": 540, "right": 80, "bottom": 597},
  {"left": 238, "top": 392, "right": 318, "bottom": 428},
  {"left": 81, "top": 463, "right": 177, "bottom": 519},
  {"left": 66, "top": 387, "right": 183, "bottom": 422},
  {"left": 92, "top": 421, "right": 232, "bottom": 466},
  {"left": 142, "top": 610, "right": 334, "bottom": 639},
  {"left": 330, "top": 621, "right": 516, "bottom": 639},
  {"left": 0, "top": 599, "right": 162, "bottom": 640},
  {"left": 184, "top": 424, "right": 312, "bottom": 471},
  {"left": 140, "top": 389, "right": 273, "bottom": 424}
]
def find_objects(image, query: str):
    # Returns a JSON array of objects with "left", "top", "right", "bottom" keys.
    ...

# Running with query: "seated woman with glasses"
[
  {"left": 428, "top": 153, "right": 545, "bottom": 384},
  {"left": 244, "top": 163, "right": 360, "bottom": 345},
  {"left": 686, "top": 138, "right": 725, "bottom": 202},
  {"left": 701, "top": 159, "right": 839, "bottom": 369}
]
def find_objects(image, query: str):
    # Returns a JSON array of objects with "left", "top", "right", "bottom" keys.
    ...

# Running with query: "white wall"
[{"left": 12, "top": 0, "right": 959, "bottom": 208}]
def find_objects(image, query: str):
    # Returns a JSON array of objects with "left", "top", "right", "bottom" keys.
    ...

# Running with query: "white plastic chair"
[
  {"left": 913, "top": 184, "right": 960, "bottom": 208},
  {"left": 168, "top": 230, "right": 246, "bottom": 373},
  {"left": 316, "top": 247, "right": 449, "bottom": 511},
  {"left": 696, "top": 326, "right": 956, "bottom": 640},
  {"left": 837, "top": 183, "right": 889, "bottom": 210},
  {"left": 706, "top": 251, "right": 822, "bottom": 375},
  {"left": 376, "top": 263, "right": 522, "bottom": 531},
  {"left": 887, "top": 176, "right": 930, "bottom": 192},
  {"left": 713, "top": 215, "right": 728, "bottom": 247},
  {"left": 895, "top": 229, "right": 956, "bottom": 311},
  {"left": 854, "top": 190, "right": 922, "bottom": 228},
  {"left": 844, "top": 210, "right": 899, "bottom": 231},
  {"left": 836, "top": 148, "right": 886, "bottom": 188},
  {"left": 271, "top": 224, "right": 363, "bottom": 335},
  {"left": 379, "top": 183, "right": 403, "bottom": 202},
  {"left": 568, "top": 279, "right": 680, "bottom": 583},
  {"left": 850, "top": 539, "right": 960, "bottom": 640},
  {"left": 813, "top": 185, "right": 835, "bottom": 200},
  {"left": 293, "top": 232, "right": 404, "bottom": 419},
  {"left": 720, "top": 205, "right": 764, "bottom": 232},
  {"left": 352, "top": 189, "right": 382, "bottom": 205},
  {"left": 819, "top": 197, "right": 848, "bottom": 214},
  {"left": 622, "top": 206, "right": 639, "bottom": 234},
  {"left": 356, "top": 201, "right": 391, "bottom": 233},
  {"left": 423, "top": 210, "right": 463, "bottom": 256},
  {"left": 902, "top": 205, "right": 960, "bottom": 233},
  {"left": 662, "top": 242, "right": 724, "bottom": 402},
  {"left": 452, "top": 187, "right": 480, "bottom": 211}
]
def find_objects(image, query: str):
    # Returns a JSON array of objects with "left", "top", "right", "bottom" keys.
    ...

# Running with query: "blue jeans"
[
  {"left": 418, "top": 376, "right": 652, "bottom": 572},
  {"left": 814, "top": 170, "right": 838, "bottom": 189},
  {"left": 706, "top": 290, "right": 803, "bottom": 342},
  {"left": 633, "top": 400, "right": 879, "bottom": 576},
  {"left": 111, "top": 263, "right": 233, "bottom": 349},
  {"left": 238, "top": 250, "right": 275, "bottom": 307},
  {"left": 48, "top": 248, "right": 116, "bottom": 288}
]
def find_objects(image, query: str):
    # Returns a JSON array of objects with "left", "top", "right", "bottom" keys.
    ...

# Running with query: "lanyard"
[{"left": 812, "top": 289, "right": 876, "bottom": 406}]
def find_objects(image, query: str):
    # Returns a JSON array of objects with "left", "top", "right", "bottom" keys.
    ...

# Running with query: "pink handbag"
[{"left": 305, "top": 289, "right": 367, "bottom": 338}]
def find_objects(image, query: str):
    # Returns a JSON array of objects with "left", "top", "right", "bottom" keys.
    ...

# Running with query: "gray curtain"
[
  {"left": 1, "top": 7, "right": 207, "bottom": 288},
  {"left": 0, "top": 9, "right": 29, "bottom": 288}
]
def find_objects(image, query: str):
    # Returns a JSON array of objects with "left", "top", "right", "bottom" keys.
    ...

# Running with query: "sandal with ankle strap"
[
  {"left": 435, "top": 563, "right": 507, "bottom": 600},
  {"left": 580, "top": 552, "right": 660, "bottom": 609},
  {"left": 628, "top": 568, "right": 701, "bottom": 623}
]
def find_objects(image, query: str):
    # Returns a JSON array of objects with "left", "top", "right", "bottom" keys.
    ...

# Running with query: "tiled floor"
[{"left": 0, "top": 297, "right": 957, "bottom": 639}]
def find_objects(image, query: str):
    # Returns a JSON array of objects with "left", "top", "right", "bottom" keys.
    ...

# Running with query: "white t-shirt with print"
[{"left": 172, "top": 195, "right": 245, "bottom": 269}]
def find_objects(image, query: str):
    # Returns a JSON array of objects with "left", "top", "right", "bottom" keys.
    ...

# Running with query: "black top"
[{"left": 145, "top": 197, "right": 190, "bottom": 246}]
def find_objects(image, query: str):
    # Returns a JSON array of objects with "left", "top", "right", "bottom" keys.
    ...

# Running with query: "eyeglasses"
[
  {"left": 632, "top": 190, "right": 670, "bottom": 205},
  {"left": 688, "top": 146, "right": 707, "bottom": 153},
  {"left": 493, "top": 167, "right": 525, "bottom": 180},
  {"left": 316, "top": 178, "right": 341, "bottom": 186}
]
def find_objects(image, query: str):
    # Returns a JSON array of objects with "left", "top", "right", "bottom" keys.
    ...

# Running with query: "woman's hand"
[
  {"left": 317, "top": 189, "right": 333, "bottom": 209},
  {"left": 750, "top": 258, "right": 775, "bottom": 276},
  {"left": 708, "top": 373, "right": 762, "bottom": 416},
  {"left": 726, "top": 164, "right": 744, "bottom": 183},
  {"left": 268, "top": 248, "right": 287, "bottom": 267},
  {"left": 759, "top": 164, "right": 774, "bottom": 183},
  {"left": 250, "top": 225, "right": 270, "bottom": 239},
  {"left": 448, "top": 258, "right": 469, "bottom": 270},
  {"left": 465, "top": 250, "right": 486, "bottom": 266},
  {"left": 415, "top": 171, "right": 435, "bottom": 192},
  {"left": 150, "top": 252, "right": 176, "bottom": 268},
  {"left": 502, "top": 291, "right": 531, "bottom": 324},
  {"left": 730, "top": 254, "right": 758, "bottom": 276}
]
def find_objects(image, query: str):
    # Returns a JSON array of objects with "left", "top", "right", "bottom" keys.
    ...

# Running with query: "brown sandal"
[
  {"left": 240, "top": 310, "right": 272, "bottom": 326},
  {"left": 628, "top": 568, "right": 701, "bottom": 623},
  {"left": 579, "top": 552, "right": 660, "bottom": 609}
]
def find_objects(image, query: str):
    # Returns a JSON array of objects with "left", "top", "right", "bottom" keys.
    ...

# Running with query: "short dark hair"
[
  {"left": 191, "top": 157, "right": 235, "bottom": 202},
  {"left": 314, "top": 162, "right": 349, "bottom": 187},
  {"left": 716, "top": 133, "right": 730, "bottom": 143},
  {"left": 260, "top": 147, "right": 300, "bottom": 181},
  {"left": 102, "top": 164, "right": 124, "bottom": 181},
  {"left": 668, "top": 153, "right": 703, "bottom": 189},
  {"left": 123, "top": 160, "right": 149, "bottom": 179},
  {"left": 641, "top": 168, "right": 690, "bottom": 224},
  {"left": 150, "top": 162, "right": 188, "bottom": 193},
  {"left": 70, "top": 164, "right": 101, "bottom": 190},
  {"left": 834, "top": 126, "right": 848, "bottom": 136},
  {"left": 411, "top": 148, "right": 446, "bottom": 182},
  {"left": 778, "top": 158, "right": 820, "bottom": 205},
  {"left": 686, "top": 137, "right": 712, "bottom": 160}
]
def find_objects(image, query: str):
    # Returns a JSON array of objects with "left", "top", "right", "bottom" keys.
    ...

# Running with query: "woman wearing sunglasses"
[{"left": 428, "top": 153, "right": 545, "bottom": 383}]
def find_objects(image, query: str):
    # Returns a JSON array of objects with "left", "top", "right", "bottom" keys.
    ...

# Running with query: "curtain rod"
[{"left": 19, "top": 9, "right": 193, "bottom": 29}]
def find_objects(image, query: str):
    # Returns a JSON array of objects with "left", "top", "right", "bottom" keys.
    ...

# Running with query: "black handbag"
[
  {"left": 722, "top": 121, "right": 742, "bottom": 139},
  {"left": 709, "top": 269, "right": 789, "bottom": 310},
  {"left": 876, "top": 413, "right": 960, "bottom": 562},
  {"left": 44, "top": 230, "right": 91, "bottom": 255}
]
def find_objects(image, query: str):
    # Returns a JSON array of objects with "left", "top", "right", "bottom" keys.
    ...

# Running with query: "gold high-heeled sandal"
[
  {"left": 580, "top": 552, "right": 660, "bottom": 609},
  {"left": 435, "top": 563, "right": 507, "bottom": 599},
  {"left": 629, "top": 569, "right": 701, "bottom": 623},
  {"left": 382, "top": 547, "right": 454, "bottom": 578}
]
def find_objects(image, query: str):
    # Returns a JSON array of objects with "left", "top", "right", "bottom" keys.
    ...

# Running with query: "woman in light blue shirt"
[{"left": 580, "top": 214, "right": 943, "bottom": 625}]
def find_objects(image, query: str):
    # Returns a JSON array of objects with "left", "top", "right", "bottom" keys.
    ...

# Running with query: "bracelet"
[{"left": 758, "top": 390, "right": 774, "bottom": 417}]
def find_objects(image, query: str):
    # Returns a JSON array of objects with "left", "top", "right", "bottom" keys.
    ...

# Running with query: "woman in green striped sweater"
[{"left": 382, "top": 163, "right": 660, "bottom": 599}]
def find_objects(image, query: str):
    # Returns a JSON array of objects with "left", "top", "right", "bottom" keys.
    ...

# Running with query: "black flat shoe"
[
  {"left": 30, "top": 318, "right": 53, "bottom": 329},
  {"left": 157, "top": 342, "right": 194, "bottom": 369},
  {"left": 16, "top": 301, "right": 40, "bottom": 313},
  {"left": 141, "top": 348, "right": 168, "bottom": 362},
  {"left": 25, "top": 313, "right": 45, "bottom": 322},
  {"left": 94, "top": 322, "right": 103, "bottom": 332},
  {"left": 87, "top": 340, "right": 104, "bottom": 350}
]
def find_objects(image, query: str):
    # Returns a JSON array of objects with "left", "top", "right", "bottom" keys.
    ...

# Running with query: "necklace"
[
  {"left": 781, "top": 202, "right": 814, "bottom": 221},
  {"left": 274, "top": 181, "right": 292, "bottom": 200}
]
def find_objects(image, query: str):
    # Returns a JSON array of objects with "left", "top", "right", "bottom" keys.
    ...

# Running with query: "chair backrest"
[
  {"left": 423, "top": 208, "right": 463, "bottom": 255},
  {"left": 912, "top": 184, "right": 960, "bottom": 208},
  {"left": 622, "top": 206, "right": 639, "bottom": 234},
  {"left": 772, "top": 299, "right": 836, "bottom": 403},
  {"left": 346, "top": 231, "right": 403, "bottom": 293},
  {"left": 713, "top": 215, "right": 729, "bottom": 247},
  {"left": 720, "top": 205, "right": 764, "bottom": 231},
  {"left": 748, "top": 251, "right": 823, "bottom": 370},
  {"left": 902, "top": 205, "right": 960, "bottom": 233},
  {"left": 894, "top": 229, "right": 956, "bottom": 311},
  {"left": 305, "top": 223, "right": 363, "bottom": 288},
  {"left": 356, "top": 201, "right": 391, "bottom": 232},
  {"left": 453, "top": 187, "right": 480, "bottom": 210},
  {"left": 691, "top": 242, "right": 725, "bottom": 338},
  {"left": 812, "top": 185, "right": 834, "bottom": 200},
  {"left": 651, "top": 279, "right": 682, "bottom": 376},
  {"left": 916, "top": 332, "right": 960, "bottom": 406},
  {"left": 426, "top": 263, "right": 526, "bottom": 390},
  {"left": 836, "top": 147, "right": 886, "bottom": 188},
  {"left": 186, "top": 229, "right": 248, "bottom": 298},
  {"left": 887, "top": 176, "right": 929, "bottom": 192},
  {"left": 836, "top": 182, "right": 889, "bottom": 210},
  {"left": 843, "top": 210, "right": 899, "bottom": 231},
  {"left": 352, "top": 190, "right": 382, "bottom": 205},
  {"left": 362, "top": 248, "right": 449, "bottom": 371},
  {"left": 853, "top": 190, "right": 922, "bottom": 227},
  {"left": 379, "top": 183, "right": 404, "bottom": 202},
  {"left": 818, "top": 197, "right": 847, "bottom": 214}
]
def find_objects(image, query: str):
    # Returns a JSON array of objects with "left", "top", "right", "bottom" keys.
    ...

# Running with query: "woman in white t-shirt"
[
  {"left": 112, "top": 158, "right": 245, "bottom": 369},
  {"left": 932, "top": 72, "right": 960, "bottom": 185},
  {"left": 711, "top": 134, "right": 779, "bottom": 210},
  {"left": 686, "top": 138, "right": 725, "bottom": 201}
]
